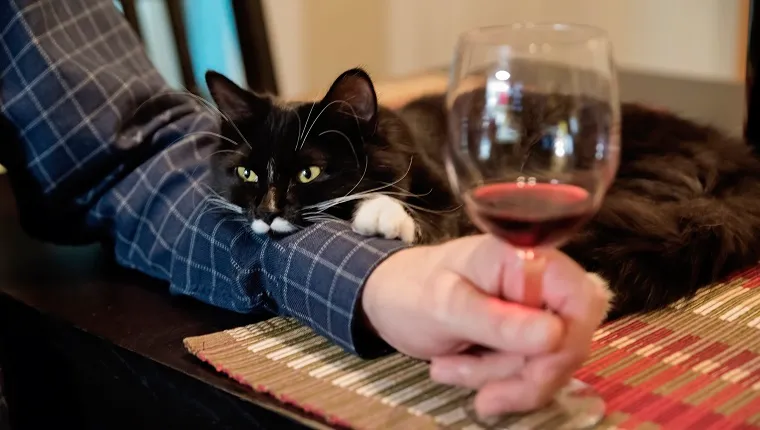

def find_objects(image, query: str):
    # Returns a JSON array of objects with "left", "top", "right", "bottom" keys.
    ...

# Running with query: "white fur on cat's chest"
[{"left": 351, "top": 195, "right": 417, "bottom": 244}]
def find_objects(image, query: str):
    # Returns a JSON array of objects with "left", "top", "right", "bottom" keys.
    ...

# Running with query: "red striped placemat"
[{"left": 185, "top": 266, "right": 760, "bottom": 429}]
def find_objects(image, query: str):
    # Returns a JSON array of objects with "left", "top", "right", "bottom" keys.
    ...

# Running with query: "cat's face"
[{"left": 206, "top": 68, "right": 398, "bottom": 235}]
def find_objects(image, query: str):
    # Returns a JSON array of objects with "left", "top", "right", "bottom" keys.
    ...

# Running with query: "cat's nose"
[
  {"left": 256, "top": 187, "right": 281, "bottom": 224},
  {"left": 256, "top": 209, "right": 281, "bottom": 224}
]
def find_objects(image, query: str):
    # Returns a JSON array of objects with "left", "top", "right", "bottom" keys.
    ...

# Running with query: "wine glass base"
[{"left": 463, "top": 378, "right": 605, "bottom": 429}]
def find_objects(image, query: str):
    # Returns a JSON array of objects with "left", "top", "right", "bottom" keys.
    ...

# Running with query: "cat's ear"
[
  {"left": 322, "top": 68, "right": 378, "bottom": 124},
  {"left": 205, "top": 70, "right": 270, "bottom": 120}
]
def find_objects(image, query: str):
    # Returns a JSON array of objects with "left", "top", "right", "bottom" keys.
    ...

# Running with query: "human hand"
[{"left": 361, "top": 234, "right": 611, "bottom": 417}]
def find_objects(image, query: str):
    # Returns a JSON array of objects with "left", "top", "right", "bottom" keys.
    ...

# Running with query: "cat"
[
  {"left": 205, "top": 67, "right": 760, "bottom": 319},
  {"left": 205, "top": 68, "right": 461, "bottom": 245}
]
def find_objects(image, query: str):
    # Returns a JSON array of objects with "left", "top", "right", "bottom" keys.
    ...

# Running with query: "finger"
[
  {"left": 429, "top": 351, "right": 525, "bottom": 389},
  {"left": 431, "top": 270, "right": 563, "bottom": 354},
  {"left": 479, "top": 338, "right": 591, "bottom": 418},
  {"left": 437, "top": 234, "right": 521, "bottom": 296},
  {"left": 473, "top": 377, "right": 556, "bottom": 417},
  {"left": 542, "top": 254, "right": 612, "bottom": 324},
  {"left": 471, "top": 331, "right": 594, "bottom": 418},
  {"left": 438, "top": 235, "right": 607, "bottom": 320},
  {"left": 545, "top": 270, "right": 611, "bottom": 364},
  {"left": 523, "top": 352, "right": 581, "bottom": 400}
]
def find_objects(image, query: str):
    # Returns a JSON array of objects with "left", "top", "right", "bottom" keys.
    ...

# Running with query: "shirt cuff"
[{"left": 262, "top": 220, "right": 409, "bottom": 358}]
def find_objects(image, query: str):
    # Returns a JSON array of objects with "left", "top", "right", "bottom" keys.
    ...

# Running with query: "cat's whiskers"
[
  {"left": 305, "top": 190, "right": 400, "bottom": 213},
  {"left": 198, "top": 183, "right": 307, "bottom": 230},
  {"left": 318, "top": 129, "right": 360, "bottom": 168},
  {"left": 197, "top": 196, "right": 245, "bottom": 218},
  {"left": 303, "top": 218, "right": 342, "bottom": 225},
  {"left": 198, "top": 183, "right": 240, "bottom": 208},
  {"left": 299, "top": 100, "right": 350, "bottom": 150},
  {"left": 129, "top": 89, "right": 211, "bottom": 118},
  {"left": 201, "top": 187, "right": 239, "bottom": 206},
  {"left": 340, "top": 156, "right": 369, "bottom": 199},
  {"left": 304, "top": 182, "right": 404, "bottom": 212},
  {"left": 303, "top": 157, "right": 415, "bottom": 212},
  {"left": 293, "top": 109, "right": 303, "bottom": 151},
  {"left": 302, "top": 213, "right": 344, "bottom": 224},
  {"left": 169, "top": 88, "right": 255, "bottom": 149},
  {"left": 128, "top": 89, "right": 253, "bottom": 149},
  {"left": 296, "top": 157, "right": 369, "bottom": 216},
  {"left": 297, "top": 102, "right": 316, "bottom": 149},
  {"left": 334, "top": 99, "right": 366, "bottom": 147},
  {"left": 303, "top": 188, "right": 460, "bottom": 223},
  {"left": 396, "top": 200, "right": 462, "bottom": 214},
  {"left": 370, "top": 190, "right": 432, "bottom": 199},
  {"left": 182, "top": 131, "right": 246, "bottom": 149},
  {"left": 300, "top": 209, "right": 341, "bottom": 217},
  {"left": 207, "top": 149, "right": 247, "bottom": 158},
  {"left": 199, "top": 182, "right": 226, "bottom": 197},
  {"left": 188, "top": 142, "right": 246, "bottom": 179}
]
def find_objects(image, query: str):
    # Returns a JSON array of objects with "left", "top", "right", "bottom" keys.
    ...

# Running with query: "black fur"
[
  {"left": 207, "top": 67, "right": 760, "bottom": 319},
  {"left": 205, "top": 69, "right": 456, "bottom": 240}
]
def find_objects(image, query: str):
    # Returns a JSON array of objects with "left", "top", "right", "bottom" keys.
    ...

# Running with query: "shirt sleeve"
[{"left": 0, "top": 0, "right": 406, "bottom": 356}]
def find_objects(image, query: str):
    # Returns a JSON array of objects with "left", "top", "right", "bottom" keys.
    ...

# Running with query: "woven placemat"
[{"left": 185, "top": 267, "right": 760, "bottom": 429}]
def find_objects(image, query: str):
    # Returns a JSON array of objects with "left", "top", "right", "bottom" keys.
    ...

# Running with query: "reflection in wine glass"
[{"left": 444, "top": 23, "right": 620, "bottom": 429}]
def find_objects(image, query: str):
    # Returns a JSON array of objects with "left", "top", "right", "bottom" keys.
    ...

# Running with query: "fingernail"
[
  {"left": 430, "top": 362, "right": 469, "bottom": 383},
  {"left": 430, "top": 364, "right": 469, "bottom": 384}
]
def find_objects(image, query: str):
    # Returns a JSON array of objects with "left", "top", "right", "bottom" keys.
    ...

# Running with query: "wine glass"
[{"left": 444, "top": 23, "right": 620, "bottom": 429}]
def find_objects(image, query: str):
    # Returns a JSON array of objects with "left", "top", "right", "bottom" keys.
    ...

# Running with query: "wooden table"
[
  {"left": 0, "top": 188, "right": 324, "bottom": 430},
  {"left": 0, "top": 69, "right": 747, "bottom": 430}
]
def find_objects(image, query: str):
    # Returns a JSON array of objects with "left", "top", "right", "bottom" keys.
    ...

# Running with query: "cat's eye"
[
  {"left": 236, "top": 166, "right": 258, "bottom": 183},
  {"left": 297, "top": 166, "right": 322, "bottom": 183}
]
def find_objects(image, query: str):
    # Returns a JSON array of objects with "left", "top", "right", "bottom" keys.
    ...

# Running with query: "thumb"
[
  {"left": 436, "top": 234, "right": 521, "bottom": 297},
  {"left": 438, "top": 235, "right": 592, "bottom": 309}
]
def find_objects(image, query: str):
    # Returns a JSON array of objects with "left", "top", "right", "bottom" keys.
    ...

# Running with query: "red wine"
[{"left": 466, "top": 183, "right": 594, "bottom": 248}]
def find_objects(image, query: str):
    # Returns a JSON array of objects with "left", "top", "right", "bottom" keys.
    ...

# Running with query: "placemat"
[{"left": 184, "top": 267, "right": 760, "bottom": 429}]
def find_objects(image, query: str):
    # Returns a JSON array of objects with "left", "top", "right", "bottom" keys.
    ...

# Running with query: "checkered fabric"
[
  {"left": 185, "top": 266, "right": 760, "bottom": 429},
  {"left": 0, "top": 0, "right": 407, "bottom": 356}
]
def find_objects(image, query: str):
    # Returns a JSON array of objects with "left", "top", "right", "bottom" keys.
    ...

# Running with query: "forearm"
[
  {"left": 89, "top": 125, "right": 407, "bottom": 354},
  {"left": 0, "top": 0, "right": 408, "bottom": 356}
]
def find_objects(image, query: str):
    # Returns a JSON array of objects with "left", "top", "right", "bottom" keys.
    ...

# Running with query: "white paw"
[
  {"left": 352, "top": 195, "right": 417, "bottom": 243},
  {"left": 587, "top": 272, "right": 614, "bottom": 317}
]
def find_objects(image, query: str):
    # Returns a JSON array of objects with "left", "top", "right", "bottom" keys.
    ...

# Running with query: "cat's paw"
[
  {"left": 587, "top": 272, "right": 614, "bottom": 318},
  {"left": 352, "top": 195, "right": 417, "bottom": 243}
]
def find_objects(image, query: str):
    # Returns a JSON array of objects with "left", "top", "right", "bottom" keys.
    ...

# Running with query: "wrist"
[
  {"left": 361, "top": 247, "right": 407, "bottom": 334},
  {"left": 350, "top": 284, "right": 393, "bottom": 359},
  {"left": 361, "top": 246, "right": 429, "bottom": 334},
  {"left": 347, "top": 245, "right": 414, "bottom": 358}
]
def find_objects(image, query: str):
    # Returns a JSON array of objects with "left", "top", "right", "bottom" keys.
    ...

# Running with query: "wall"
[
  {"left": 0, "top": 1, "right": 746, "bottom": 175},
  {"left": 263, "top": 0, "right": 745, "bottom": 99},
  {"left": 264, "top": 0, "right": 391, "bottom": 98}
]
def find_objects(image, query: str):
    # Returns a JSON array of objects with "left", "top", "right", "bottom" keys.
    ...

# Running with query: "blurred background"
[
  {"left": 113, "top": 0, "right": 749, "bottom": 98},
  {"left": 0, "top": 0, "right": 751, "bottom": 175}
]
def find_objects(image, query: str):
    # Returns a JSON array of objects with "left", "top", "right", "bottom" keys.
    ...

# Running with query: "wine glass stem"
[{"left": 519, "top": 248, "right": 545, "bottom": 309}]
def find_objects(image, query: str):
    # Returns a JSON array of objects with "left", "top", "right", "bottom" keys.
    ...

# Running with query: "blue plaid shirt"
[{"left": 0, "top": 0, "right": 406, "bottom": 357}]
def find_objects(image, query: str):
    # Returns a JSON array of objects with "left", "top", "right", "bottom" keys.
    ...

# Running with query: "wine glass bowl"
[
  {"left": 446, "top": 23, "right": 619, "bottom": 250},
  {"left": 445, "top": 23, "right": 620, "bottom": 429}
]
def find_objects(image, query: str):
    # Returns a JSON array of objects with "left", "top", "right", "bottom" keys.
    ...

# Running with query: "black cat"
[
  {"left": 205, "top": 68, "right": 460, "bottom": 245},
  {"left": 205, "top": 67, "right": 760, "bottom": 319}
]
